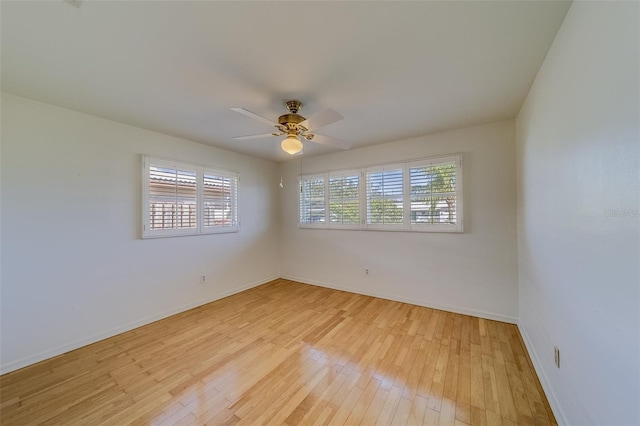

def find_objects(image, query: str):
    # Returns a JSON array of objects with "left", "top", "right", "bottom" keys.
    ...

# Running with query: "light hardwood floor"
[{"left": 0, "top": 279, "right": 555, "bottom": 425}]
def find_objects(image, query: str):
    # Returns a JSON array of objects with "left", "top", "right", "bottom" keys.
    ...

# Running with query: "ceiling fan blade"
[
  {"left": 309, "top": 133, "right": 351, "bottom": 150},
  {"left": 230, "top": 107, "right": 277, "bottom": 127},
  {"left": 300, "top": 109, "right": 343, "bottom": 131},
  {"left": 232, "top": 133, "right": 276, "bottom": 141}
]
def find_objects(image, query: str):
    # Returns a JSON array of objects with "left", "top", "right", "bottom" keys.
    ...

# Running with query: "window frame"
[
  {"left": 297, "top": 153, "right": 463, "bottom": 233},
  {"left": 142, "top": 155, "right": 239, "bottom": 239}
]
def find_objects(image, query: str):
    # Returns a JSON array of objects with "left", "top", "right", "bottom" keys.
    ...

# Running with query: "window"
[
  {"left": 142, "top": 156, "right": 238, "bottom": 238},
  {"left": 299, "top": 175, "right": 326, "bottom": 226},
  {"left": 329, "top": 171, "right": 360, "bottom": 227},
  {"left": 147, "top": 163, "right": 197, "bottom": 233},
  {"left": 203, "top": 169, "right": 238, "bottom": 229},
  {"left": 366, "top": 164, "right": 404, "bottom": 228},
  {"left": 298, "top": 154, "right": 463, "bottom": 232},
  {"left": 409, "top": 159, "right": 458, "bottom": 230}
]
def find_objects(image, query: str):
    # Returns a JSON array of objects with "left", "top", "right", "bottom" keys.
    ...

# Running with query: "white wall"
[
  {"left": 0, "top": 93, "right": 281, "bottom": 373},
  {"left": 280, "top": 120, "right": 519, "bottom": 322},
  {"left": 516, "top": 2, "right": 639, "bottom": 425}
]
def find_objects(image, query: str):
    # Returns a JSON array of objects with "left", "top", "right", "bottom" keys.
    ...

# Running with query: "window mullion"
[
  {"left": 403, "top": 163, "right": 411, "bottom": 229},
  {"left": 360, "top": 169, "right": 366, "bottom": 228},
  {"left": 325, "top": 174, "right": 330, "bottom": 228},
  {"left": 232, "top": 173, "right": 238, "bottom": 227},
  {"left": 196, "top": 166, "right": 203, "bottom": 234},
  {"left": 142, "top": 156, "right": 149, "bottom": 234}
]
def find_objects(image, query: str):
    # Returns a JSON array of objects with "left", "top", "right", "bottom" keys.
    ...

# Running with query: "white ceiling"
[{"left": 1, "top": 1, "right": 570, "bottom": 162}]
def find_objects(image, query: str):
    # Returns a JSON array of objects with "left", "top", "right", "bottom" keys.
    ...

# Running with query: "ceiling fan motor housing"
[
  {"left": 278, "top": 103, "right": 308, "bottom": 134},
  {"left": 278, "top": 100, "right": 307, "bottom": 134},
  {"left": 278, "top": 113, "right": 305, "bottom": 126}
]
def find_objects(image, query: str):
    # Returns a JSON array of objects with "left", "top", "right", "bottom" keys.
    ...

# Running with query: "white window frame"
[
  {"left": 142, "top": 156, "right": 239, "bottom": 238},
  {"left": 297, "top": 153, "right": 463, "bottom": 233}
]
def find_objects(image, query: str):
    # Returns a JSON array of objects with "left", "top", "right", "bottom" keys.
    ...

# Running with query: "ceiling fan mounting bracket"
[{"left": 285, "top": 100, "right": 302, "bottom": 114}]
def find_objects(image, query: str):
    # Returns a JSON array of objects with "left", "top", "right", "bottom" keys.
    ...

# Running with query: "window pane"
[
  {"left": 410, "top": 162, "right": 457, "bottom": 224},
  {"left": 300, "top": 177, "right": 325, "bottom": 223},
  {"left": 203, "top": 172, "right": 236, "bottom": 227},
  {"left": 367, "top": 168, "right": 403, "bottom": 225},
  {"left": 329, "top": 174, "right": 359, "bottom": 225},
  {"left": 149, "top": 166, "right": 197, "bottom": 230}
]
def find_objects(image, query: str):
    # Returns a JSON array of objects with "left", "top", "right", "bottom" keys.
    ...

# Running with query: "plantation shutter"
[
  {"left": 299, "top": 175, "right": 326, "bottom": 225},
  {"left": 366, "top": 164, "right": 405, "bottom": 228},
  {"left": 329, "top": 171, "right": 360, "bottom": 226},
  {"left": 295, "top": 154, "right": 462, "bottom": 233},
  {"left": 409, "top": 155, "right": 461, "bottom": 231},
  {"left": 143, "top": 156, "right": 240, "bottom": 238},
  {"left": 203, "top": 169, "right": 238, "bottom": 230},
  {"left": 148, "top": 160, "right": 197, "bottom": 232}
]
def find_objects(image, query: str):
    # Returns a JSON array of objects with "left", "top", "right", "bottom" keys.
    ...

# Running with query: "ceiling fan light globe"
[{"left": 281, "top": 135, "right": 303, "bottom": 155}]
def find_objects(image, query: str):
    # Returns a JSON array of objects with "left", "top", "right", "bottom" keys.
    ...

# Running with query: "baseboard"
[
  {"left": 280, "top": 274, "right": 518, "bottom": 324},
  {"left": 0, "top": 275, "right": 278, "bottom": 375},
  {"left": 518, "top": 323, "right": 566, "bottom": 425}
]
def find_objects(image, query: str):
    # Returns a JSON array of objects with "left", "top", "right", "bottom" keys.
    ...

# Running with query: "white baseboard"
[
  {"left": 0, "top": 275, "right": 278, "bottom": 375},
  {"left": 280, "top": 274, "right": 518, "bottom": 324},
  {"left": 518, "top": 323, "right": 566, "bottom": 425}
]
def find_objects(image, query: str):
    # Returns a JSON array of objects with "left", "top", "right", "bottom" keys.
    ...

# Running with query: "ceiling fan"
[{"left": 231, "top": 100, "right": 351, "bottom": 155}]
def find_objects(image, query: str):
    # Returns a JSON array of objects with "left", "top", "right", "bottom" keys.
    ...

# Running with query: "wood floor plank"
[
  {"left": 343, "top": 376, "right": 380, "bottom": 424},
  {"left": 407, "top": 393, "right": 428, "bottom": 425},
  {"left": 374, "top": 385, "right": 404, "bottom": 425},
  {"left": 455, "top": 348, "right": 472, "bottom": 424},
  {"left": 358, "top": 381, "right": 390, "bottom": 425},
  {"left": 294, "top": 370, "right": 348, "bottom": 425},
  {"left": 0, "top": 279, "right": 556, "bottom": 425}
]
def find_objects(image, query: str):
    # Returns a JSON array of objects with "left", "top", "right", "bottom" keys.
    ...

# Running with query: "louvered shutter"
[
  {"left": 203, "top": 168, "right": 238, "bottom": 231},
  {"left": 143, "top": 156, "right": 240, "bottom": 238},
  {"left": 295, "top": 154, "right": 462, "bottom": 233},
  {"left": 366, "top": 164, "right": 405, "bottom": 228},
  {"left": 329, "top": 171, "right": 360, "bottom": 227},
  {"left": 409, "top": 155, "right": 462, "bottom": 232},
  {"left": 147, "top": 159, "right": 197, "bottom": 235},
  {"left": 299, "top": 175, "right": 326, "bottom": 225}
]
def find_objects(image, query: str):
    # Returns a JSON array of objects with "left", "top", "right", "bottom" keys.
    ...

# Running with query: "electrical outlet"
[
  {"left": 364, "top": 268, "right": 370, "bottom": 276},
  {"left": 200, "top": 275, "right": 206, "bottom": 284},
  {"left": 554, "top": 346, "right": 560, "bottom": 368}
]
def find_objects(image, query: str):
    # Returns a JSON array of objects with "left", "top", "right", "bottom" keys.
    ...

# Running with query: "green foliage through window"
[{"left": 329, "top": 175, "right": 360, "bottom": 225}]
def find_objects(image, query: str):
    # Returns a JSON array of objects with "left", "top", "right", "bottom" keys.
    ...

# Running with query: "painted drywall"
[
  {"left": 0, "top": 93, "right": 280, "bottom": 373},
  {"left": 280, "top": 120, "right": 519, "bottom": 323},
  {"left": 516, "top": 2, "right": 640, "bottom": 425}
]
